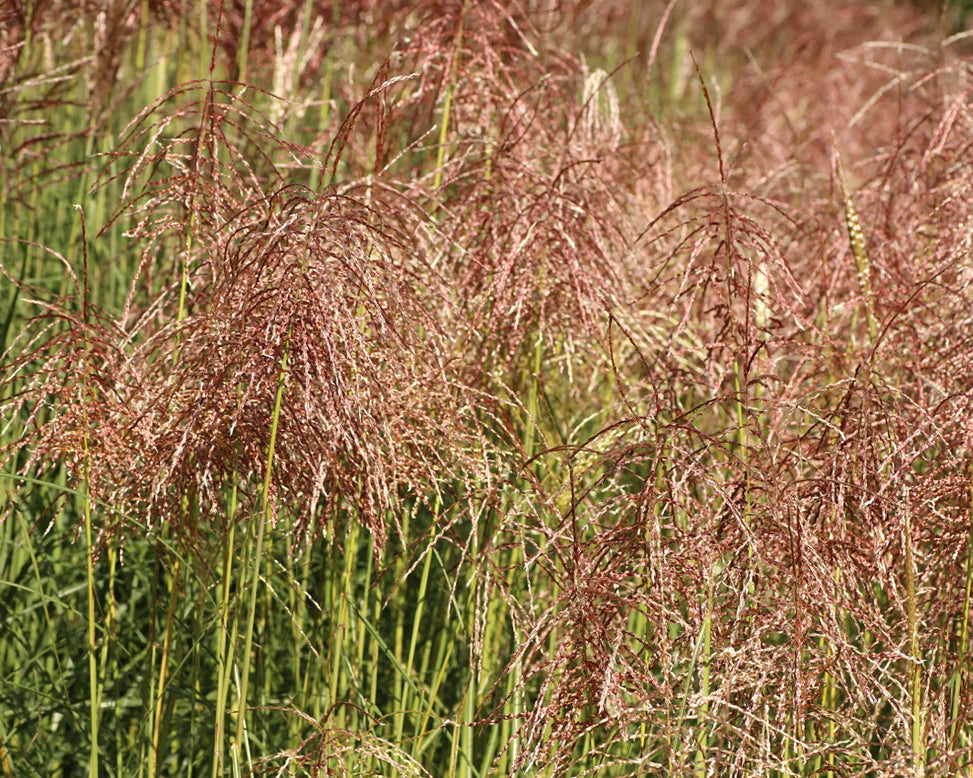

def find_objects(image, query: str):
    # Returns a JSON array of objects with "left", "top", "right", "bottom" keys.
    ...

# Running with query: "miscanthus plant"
[{"left": 2, "top": 1, "right": 973, "bottom": 776}]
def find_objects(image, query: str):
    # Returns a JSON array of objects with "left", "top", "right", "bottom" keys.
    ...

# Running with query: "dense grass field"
[{"left": 2, "top": 1, "right": 973, "bottom": 775}]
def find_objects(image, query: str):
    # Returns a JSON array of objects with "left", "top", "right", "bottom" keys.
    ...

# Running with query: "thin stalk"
[
  {"left": 77, "top": 205, "right": 100, "bottom": 778},
  {"left": 83, "top": 462, "right": 100, "bottom": 778},
  {"left": 400, "top": 507, "right": 440, "bottom": 752},
  {"left": 213, "top": 476, "right": 239, "bottom": 778},
  {"left": 258, "top": 551, "right": 274, "bottom": 749},
  {"left": 363, "top": 530, "right": 380, "bottom": 723},
  {"left": 461, "top": 601, "right": 476, "bottom": 778},
  {"left": 693, "top": 587, "right": 712, "bottom": 778},
  {"left": 448, "top": 697, "right": 462, "bottom": 778},
  {"left": 672, "top": 584, "right": 713, "bottom": 770},
  {"left": 406, "top": 546, "right": 440, "bottom": 759},
  {"left": 392, "top": 509, "right": 411, "bottom": 746},
  {"left": 524, "top": 332, "right": 544, "bottom": 461},
  {"left": 327, "top": 517, "right": 361, "bottom": 735},
  {"left": 149, "top": 560, "right": 181, "bottom": 778},
  {"left": 904, "top": 500, "right": 924, "bottom": 774},
  {"left": 950, "top": 466, "right": 973, "bottom": 766},
  {"left": 412, "top": 548, "right": 460, "bottom": 759},
  {"left": 232, "top": 322, "right": 292, "bottom": 770},
  {"left": 98, "top": 538, "right": 118, "bottom": 774},
  {"left": 188, "top": 588, "right": 205, "bottom": 778},
  {"left": 135, "top": 0, "right": 150, "bottom": 69},
  {"left": 285, "top": 512, "right": 313, "bottom": 750},
  {"left": 139, "top": 561, "right": 162, "bottom": 776},
  {"left": 477, "top": 541, "right": 514, "bottom": 776},
  {"left": 236, "top": 0, "right": 254, "bottom": 85},
  {"left": 198, "top": 0, "right": 209, "bottom": 83},
  {"left": 432, "top": 1, "right": 468, "bottom": 194},
  {"left": 450, "top": 527, "right": 481, "bottom": 778},
  {"left": 817, "top": 565, "right": 841, "bottom": 778}
]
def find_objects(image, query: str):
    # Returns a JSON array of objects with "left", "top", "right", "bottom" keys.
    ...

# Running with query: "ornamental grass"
[{"left": 2, "top": 1, "right": 973, "bottom": 776}]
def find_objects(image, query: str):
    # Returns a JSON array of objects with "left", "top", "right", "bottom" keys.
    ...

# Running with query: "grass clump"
[{"left": 2, "top": 1, "right": 973, "bottom": 776}]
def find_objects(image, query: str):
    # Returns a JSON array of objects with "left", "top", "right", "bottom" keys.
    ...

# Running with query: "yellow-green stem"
[
  {"left": 951, "top": 466, "right": 973, "bottom": 762},
  {"left": 83, "top": 478, "right": 99, "bottom": 778},
  {"left": 213, "top": 478, "right": 239, "bottom": 778},
  {"left": 77, "top": 204, "right": 100, "bottom": 778},
  {"left": 432, "top": 1, "right": 467, "bottom": 194},
  {"left": 149, "top": 560, "right": 181, "bottom": 778},
  {"left": 232, "top": 322, "right": 292, "bottom": 769}
]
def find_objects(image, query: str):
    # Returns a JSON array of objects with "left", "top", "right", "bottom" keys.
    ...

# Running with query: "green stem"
[
  {"left": 951, "top": 466, "right": 973, "bottom": 767},
  {"left": 213, "top": 478, "right": 239, "bottom": 778},
  {"left": 83, "top": 476, "right": 100, "bottom": 778},
  {"left": 432, "top": 1, "right": 467, "bottom": 195},
  {"left": 693, "top": 589, "right": 712, "bottom": 777},
  {"left": 149, "top": 560, "right": 181, "bottom": 778},
  {"left": 77, "top": 204, "right": 100, "bottom": 778},
  {"left": 232, "top": 323, "right": 292, "bottom": 770},
  {"left": 235, "top": 0, "right": 254, "bottom": 84}
]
